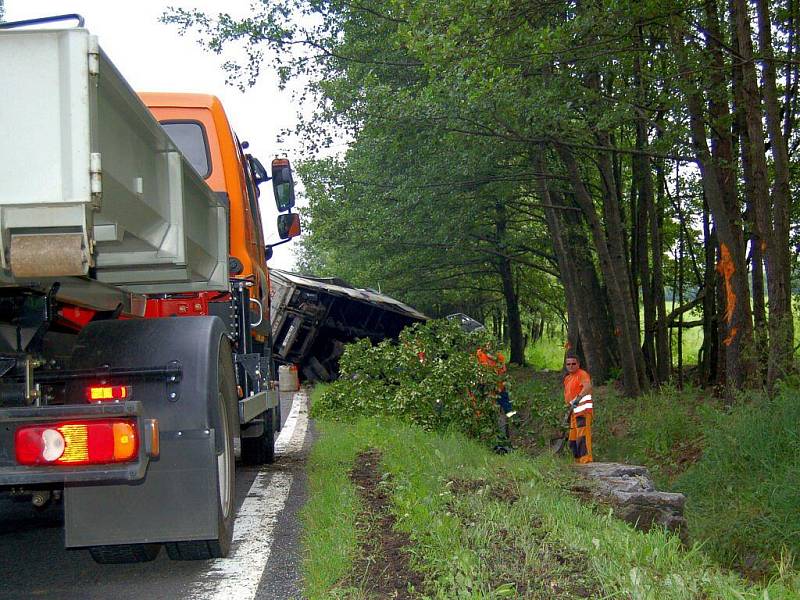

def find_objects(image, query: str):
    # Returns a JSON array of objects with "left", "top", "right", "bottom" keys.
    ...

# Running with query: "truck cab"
[{"left": 140, "top": 93, "right": 271, "bottom": 338}]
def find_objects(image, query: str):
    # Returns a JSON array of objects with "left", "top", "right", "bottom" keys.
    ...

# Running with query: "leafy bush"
[{"left": 312, "top": 319, "right": 507, "bottom": 442}]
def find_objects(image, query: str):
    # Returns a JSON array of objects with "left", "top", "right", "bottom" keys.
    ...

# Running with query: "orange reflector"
[
  {"left": 112, "top": 422, "right": 137, "bottom": 461},
  {"left": 146, "top": 419, "right": 160, "bottom": 458},
  {"left": 86, "top": 385, "right": 130, "bottom": 402},
  {"left": 15, "top": 420, "right": 138, "bottom": 466}
]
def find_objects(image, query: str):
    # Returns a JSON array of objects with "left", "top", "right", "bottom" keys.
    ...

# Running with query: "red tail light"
[
  {"left": 15, "top": 420, "right": 138, "bottom": 466},
  {"left": 86, "top": 385, "right": 130, "bottom": 402}
]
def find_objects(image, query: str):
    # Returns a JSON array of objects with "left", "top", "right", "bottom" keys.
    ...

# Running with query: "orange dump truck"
[{"left": 0, "top": 15, "right": 299, "bottom": 563}]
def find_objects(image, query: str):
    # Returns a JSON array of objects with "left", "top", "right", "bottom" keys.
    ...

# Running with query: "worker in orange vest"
[
  {"left": 476, "top": 345, "right": 515, "bottom": 418},
  {"left": 563, "top": 353, "right": 593, "bottom": 463}
]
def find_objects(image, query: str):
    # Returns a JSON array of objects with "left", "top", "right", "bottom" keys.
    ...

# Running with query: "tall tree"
[{"left": 165, "top": 0, "right": 800, "bottom": 393}]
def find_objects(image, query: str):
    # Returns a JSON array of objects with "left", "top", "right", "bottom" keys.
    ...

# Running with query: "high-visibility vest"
[
  {"left": 564, "top": 368, "right": 592, "bottom": 415},
  {"left": 572, "top": 395, "right": 593, "bottom": 415}
]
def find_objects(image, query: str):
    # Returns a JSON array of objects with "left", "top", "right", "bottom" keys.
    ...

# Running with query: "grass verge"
[
  {"left": 301, "top": 387, "right": 799, "bottom": 598},
  {"left": 590, "top": 379, "right": 800, "bottom": 582}
]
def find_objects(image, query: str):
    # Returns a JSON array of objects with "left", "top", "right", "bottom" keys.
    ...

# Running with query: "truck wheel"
[
  {"left": 89, "top": 543, "right": 161, "bottom": 564},
  {"left": 241, "top": 408, "right": 275, "bottom": 465},
  {"left": 166, "top": 349, "right": 236, "bottom": 560}
]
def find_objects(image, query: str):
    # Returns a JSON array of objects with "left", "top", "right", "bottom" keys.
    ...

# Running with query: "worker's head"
[{"left": 565, "top": 352, "right": 580, "bottom": 374}]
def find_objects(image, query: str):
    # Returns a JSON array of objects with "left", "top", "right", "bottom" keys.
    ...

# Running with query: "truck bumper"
[{"left": 0, "top": 401, "right": 155, "bottom": 486}]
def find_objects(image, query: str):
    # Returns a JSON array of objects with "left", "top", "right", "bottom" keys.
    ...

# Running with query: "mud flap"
[
  {"left": 61, "top": 316, "right": 234, "bottom": 548},
  {"left": 65, "top": 431, "right": 218, "bottom": 546}
]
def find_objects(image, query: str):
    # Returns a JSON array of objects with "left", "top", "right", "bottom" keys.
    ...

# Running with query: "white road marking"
[
  {"left": 189, "top": 390, "right": 309, "bottom": 600},
  {"left": 275, "top": 391, "right": 308, "bottom": 455}
]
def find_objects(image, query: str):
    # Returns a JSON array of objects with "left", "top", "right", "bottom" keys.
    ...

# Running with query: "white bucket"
[{"left": 278, "top": 364, "right": 300, "bottom": 392}]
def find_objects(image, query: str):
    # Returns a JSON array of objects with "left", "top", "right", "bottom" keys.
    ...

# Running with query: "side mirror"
[
  {"left": 272, "top": 158, "right": 296, "bottom": 212},
  {"left": 277, "top": 213, "right": 301, "bottom": 240},
  {"left": 247, "top": 155, "right": 270, "bottom": 186}
]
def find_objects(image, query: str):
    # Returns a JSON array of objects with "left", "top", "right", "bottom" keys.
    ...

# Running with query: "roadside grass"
[
  {"left": 301, "top": 387, "right": 799, "bottom": 598},
  {"left": 591, "top": 383, "right": 711, "bottom": 488},
  {"left": 591, "top": 379, "right": 800, "bottom": 581},
  {"left": 301, "top": 417, "right": 361, "bottom": 598},
  {"left": 675, "top": 383, "right": 800, "bottom": 579}
]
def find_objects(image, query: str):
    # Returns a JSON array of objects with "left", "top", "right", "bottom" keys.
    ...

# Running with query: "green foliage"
[
  {"left": 594, "top": 380, "right": 800, "bottom": 579},
  {"left": 674, "top": 384, "right": 800, "bottom": 576},
  {"left": 312, "top": 319, "right": 505, "bottom": 442},
  {"left": 524, "top": 334, "right": 566, "bottom": 371},
  {"left": 303, "top": 410, "right": 800, "bottom": 598},
  {"left": 163, "top": 0, "right": 800, "bottom": 388}
]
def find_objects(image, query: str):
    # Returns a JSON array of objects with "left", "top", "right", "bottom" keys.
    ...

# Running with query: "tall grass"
[
  {"left": 675, "top": 383, "right": 800, "bottom": 576},
  {"left": 301, "top": 387, "right": 800, "bottom": 598},
  {"left": 592, "top": 379, "right": 800, "bottom": 580},
  {"left": 523, "top": 334, "right": 565, "bottom": 371}
]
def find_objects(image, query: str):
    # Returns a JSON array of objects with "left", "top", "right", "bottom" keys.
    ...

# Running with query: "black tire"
[
  {"left": 89, "top": 543, "right": 161, "bottom": 564},
  {"left": 241, "top": 409, "right": 275, "bottom": 465},
  {"left": 166, "top": 343, "right": 236, "bottom": 561}
]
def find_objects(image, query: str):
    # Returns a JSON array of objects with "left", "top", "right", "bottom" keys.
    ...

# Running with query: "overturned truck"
[{"left": 269, "top": 270, "right": 427, "bottom": 381}]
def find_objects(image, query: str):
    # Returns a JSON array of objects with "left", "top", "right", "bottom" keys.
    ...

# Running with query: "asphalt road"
[{"left": 0, "top": 391, "right": 311, "bottom": 600}]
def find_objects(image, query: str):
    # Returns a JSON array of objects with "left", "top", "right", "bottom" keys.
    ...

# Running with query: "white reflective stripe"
[
  {"left": 573, "top": 402, "right": 593, "bottom": 414},
  {"left": 579, "top": 394, "right": 592, "bottom": 402}
]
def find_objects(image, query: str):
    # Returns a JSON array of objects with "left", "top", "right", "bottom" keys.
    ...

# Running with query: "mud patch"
[
  {"left": 446, "top": 476, "right": 520, "bottom": 504},
  {"left": 657, "top": 438, "right": 703, "bottom": 481},
  {"left": 346, "top": 448, "right": 425, "bottom": 598}
]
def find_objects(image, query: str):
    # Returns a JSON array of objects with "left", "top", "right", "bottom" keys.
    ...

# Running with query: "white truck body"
[{"left": 0, "top": 28, "right": 227, "bottom": 294}]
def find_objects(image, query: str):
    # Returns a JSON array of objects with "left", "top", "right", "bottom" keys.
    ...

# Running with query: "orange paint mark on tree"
[
  {"left": 723, "top": 326, "right": 739, "bottom": 346},
  {"left": 716, "top": 243, "right": 736, "bottom": 325}
]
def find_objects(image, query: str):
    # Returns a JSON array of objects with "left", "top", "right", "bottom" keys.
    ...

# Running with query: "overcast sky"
[{"left": 5, "top": 0, "right": 303, "bottom": 270}]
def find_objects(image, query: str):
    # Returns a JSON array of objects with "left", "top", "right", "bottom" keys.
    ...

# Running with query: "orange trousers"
[{"left": 568, "top": 411, "right": 593, "bottom": 464}]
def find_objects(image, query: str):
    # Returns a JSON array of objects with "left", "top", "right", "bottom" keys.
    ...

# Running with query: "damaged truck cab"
[{"left": 0, "top": 17, "right": 299, "bottom": 563}]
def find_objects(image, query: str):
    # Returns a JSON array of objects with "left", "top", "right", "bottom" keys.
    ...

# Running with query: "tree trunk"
[
  {"left": 753, "top": 0, "right": 795, "bottom": 385},
  {"left": 492, "top": 201, "right": 525, "bottom": 364},
  {"left": 731, "top": 0, "right": 789, "bottom": 386},
  {"left": 593, "top": 132, "right": 650, "bottom": 392},
  {"left": 631, "top": 59, "right": 657, "bottom": 383},
  {"left": 498, "top": 259, "right": 524, "bottom": 364},
  {"left": 733, "top": 44, "right": 769, "bottom": 371},
  {"left": 750, "top": 224, "right": 768, "bottom": 373},
  {"left": 700, "top": 200, "right": 720, "bottom": 385},
  {"left": 632, "top": 27, "right": 661, "bottom": 384},
  {"left": 670, "top": 20, "right": 757, "bottom": 390},
  {"left": 533, "top": 150, "right": 612, "bottom": 382},
  {"left": 556, "top": 143, "right": 643, "bottom": 396},
  {"left": 560, "top": 189, "right": 616, "bottom": 382},
  {"left": 652, "top": 159, "right": 670, "bottom": 383}
]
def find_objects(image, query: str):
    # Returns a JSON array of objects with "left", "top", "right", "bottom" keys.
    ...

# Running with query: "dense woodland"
[{"left": 168, "top": 0, "right": 800, "bottom": 397}]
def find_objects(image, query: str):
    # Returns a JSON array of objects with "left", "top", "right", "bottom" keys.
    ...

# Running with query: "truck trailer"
[
  {"left": 270, "top": 269, "right": 427, "bottom": 381},
  {"left": 0, "top": 15, "right": 300, "bottom": 563}
]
